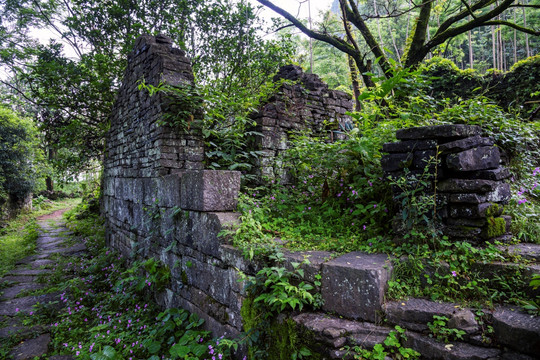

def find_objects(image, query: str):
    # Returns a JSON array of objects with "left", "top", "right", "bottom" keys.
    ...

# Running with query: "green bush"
[{"left": 0, "top": 106, "right": 44, "bottom": 214}]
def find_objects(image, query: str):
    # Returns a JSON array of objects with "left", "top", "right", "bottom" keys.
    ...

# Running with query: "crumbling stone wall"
[
  {"left": 101, "top": 35, "right": 244, "bottom": 338},
  {"left": 102, "top": 36, "right": 539, "bottom": 359},
  {"left": 250, "top": 65, "right": 354, "bottom": 179},
  {"left": 381, "top": 124, "right": 512, "bottom": 242}
]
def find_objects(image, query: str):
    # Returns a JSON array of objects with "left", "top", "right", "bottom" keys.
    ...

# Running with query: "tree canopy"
[{"left": 258, "top": 0, "right": 539, "bottom": 86}]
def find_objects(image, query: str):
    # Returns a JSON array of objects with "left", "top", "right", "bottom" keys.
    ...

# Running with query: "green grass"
[{"left": 0, "top": 197, "right": 81, "bottom": 276}]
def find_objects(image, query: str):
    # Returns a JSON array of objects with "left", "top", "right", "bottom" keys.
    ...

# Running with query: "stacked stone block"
[
  {"left": 382, "top": 124, "right": 512, "bottom": 242},
  {"left": 250, "top": 65, "right": 354, "bottom": 179}
]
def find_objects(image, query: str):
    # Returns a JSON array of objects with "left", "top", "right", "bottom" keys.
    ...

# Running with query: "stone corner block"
[
  {"left": 321, "top": 252, "right": 393, "bottom": 322},
  {"left": 492, "top": 306, "right": 540, "bottom": 356},
  {"left": 180, "top": 170, "right": 241, "bottom": 211}
]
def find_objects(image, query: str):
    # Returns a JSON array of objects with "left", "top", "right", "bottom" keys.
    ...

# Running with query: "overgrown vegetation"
[
  {"left": 229, "top": 65, "right": 540, "bottom": 310},
  {"left": 8, "top": 195, "right": 238, "bottom": 360}
]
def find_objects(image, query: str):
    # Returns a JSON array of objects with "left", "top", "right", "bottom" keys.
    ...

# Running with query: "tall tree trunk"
[
  {"left": 374, "top": 0, "right": 385, "bottom": 56},
  {"left": 492, "top": 6, "right": 497, "bottom": 69},
  {"left": 347, "top": 54, "right": 362, "bottom": 111},
  {"left": 468, "top": 16, "right": 473, "bottom": 69},
  {"left": 513, "top": 9, "right": 517, "bottom": 65},
  {"left": 403, "top": 0, "right": 433, "bottom": 67},
  {"left": 523, "top": 2, "right": 530, "bottom": 57},
  {"left": 46, "top": 147, "right": 56, "bottom": 192}
]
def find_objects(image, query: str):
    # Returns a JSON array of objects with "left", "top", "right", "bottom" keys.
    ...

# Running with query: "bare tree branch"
[{"left": 484, "top": 20, "right": 540, "bottom": 35}]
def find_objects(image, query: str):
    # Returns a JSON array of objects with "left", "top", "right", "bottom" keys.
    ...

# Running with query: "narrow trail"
[{"left": 0, "top": 209, "right": 86, "bottom": 360}]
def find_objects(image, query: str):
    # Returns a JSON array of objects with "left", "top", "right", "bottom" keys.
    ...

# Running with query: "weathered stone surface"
[
  {"left": 446, "top": 146, "right": 500, "bottom": 172},
  {"left": 412, "top": 150, "right": 438, "bottom": 170},
  {"left": 321, "top": 252, "right": 392, "bottom": 322},
  {"left": 500, "top": 351, "right": 537, "bottom": 360},
  {"left": 180, "top": 170, "right": 241, "bottom": 212},
  {"left": 156, "top": 173, "right": 182, "bottom": 207},
  {"left": 383, "top": 139, "right": 438, "bottom": 153},
  {"left": 449, "top": 203, "right": 503, "bottom": 218},
  {"left": 384, "top": 299, "right": 478, "bottom": 334},
  {"left": 468, "top": 167, "right": 511, "bottom": 181},
  {"left": 0, "top": 293, "right": 59, "bottom": 315},
  {"left": 8, "top": 268, "right": 50, "bottom": 276},
  {"left": 292, "top": 312, "right": 392, "bottom": 351},
  {"left": 485, "top": 182, "right": 511, "bottom": 203},
  {"left": 1, "top": 275, "right": 36, "bottom": 284},
  {"left": 42, "top": 243, "right": 86, "bottom": 255},
  {"left": 189, "top": 212, "right": 240, "bottom": 257},
  {"left": 396, "top": 125, "right": 482, "bottom": 140},
  {"left": 381, "top": 153, "right": 413, "bottom": 172},
  {"left": 449, "top": 193, "right": 487, "bottom": 204},
  {"left": 254, "top": 65, "right": 353, "bottom": 180},
  {"left": 444, "top": 225, "right": 482, "bottom": 238},
  {"left": 10, "top": 333, "right": 50, "bottom": 360},
  {"left": 0, "top": 283, "right": 45, "bottom": 301},
  {"left": 49, "top": 356, "right": 75, "bottom": 360},
  {"left": 439, "top": 136, "right": 495, "bottom": 153},
  {"left": 404, "top": 331, "right": 501, "bottom": 360},
  {"left": 438, "top": 179, "right": 498, "bottom": 193},
  {"left": 492, "top": 307, "right": 540, "bottom": 356},
  {"left": 499, "top": 243, "right": 540, "bottom": 262}
]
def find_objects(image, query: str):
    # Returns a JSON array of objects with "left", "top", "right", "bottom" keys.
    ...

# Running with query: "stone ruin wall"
[
  {"left": 102, "top": 35, "right": 539, "bottom": 359},
  {"left": 381, "top": 125, "right": 512, "bottom": 243},
  {"left": 250, "top": 65, "right": 354, "bottom": 180}
]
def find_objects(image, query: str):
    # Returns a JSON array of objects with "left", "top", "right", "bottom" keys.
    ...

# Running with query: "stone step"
[
  {"left": 384, "top": 299, "right": 478, "bottom": 334},
  {"left": 8, "top": 268, "right": 50, "bottom": 277},
  {"left": 0, "top": 293, "right": 60, "bottom": 316},
  {"left": 405, "top": 331, "right": 501, "bottom": 360},
  {"left": 498, "top": 243, "right": 540, "bottom": 263},
  {"left": 41, "top": 243, "right": 86, "bottom": 255},
  {"left": 492, "top": 307, "right": 540, "bottom": 356},
  {"left": 0, "top": 283, "right": 46, "bottom": 301},
  {"left": 10, "top": 333, "right": 50, "bottom": 360}
]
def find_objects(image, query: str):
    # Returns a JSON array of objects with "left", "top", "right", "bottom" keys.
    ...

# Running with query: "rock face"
[
  {"left": 250, "top": 65, "right": 354, "bottom": 180},
  {"left": 381, "top": 124, "right": 512, "bottom": 242}
]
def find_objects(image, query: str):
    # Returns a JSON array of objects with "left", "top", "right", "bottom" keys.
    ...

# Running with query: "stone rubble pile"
[{"left": 382, "top": 124, "right": 512, "bottom": 242}]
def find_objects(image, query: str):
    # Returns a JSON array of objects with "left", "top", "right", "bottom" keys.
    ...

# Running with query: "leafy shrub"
[{"left": 0, "top": 106, "right": 44, "bottom": 213}]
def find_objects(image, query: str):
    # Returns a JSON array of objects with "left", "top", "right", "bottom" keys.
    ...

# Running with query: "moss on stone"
[
  {"left": 485, "top": 203, "right": 502, "bottom": 217},
  {"left": 484, "top": 216, "right": 506, "bottom": 238},
  {"left": 240, "top": 297, "right": 321, "bottom": 360},
  {"left": 180, "top": 270, "right": 188, "bottom": 285}
]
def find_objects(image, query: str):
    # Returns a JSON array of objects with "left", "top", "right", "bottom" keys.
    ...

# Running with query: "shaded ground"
[{"left": 0, "top": 209, "right": 85, "bottom": 360}]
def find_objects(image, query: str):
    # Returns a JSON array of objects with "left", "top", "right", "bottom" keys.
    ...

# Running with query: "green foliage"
[
  {"left": 428, "top": 315, "right": 466, "bottom": 343},
  {"left": 389, "top": 157, "right": 442, "bottom": 245},
  {"left": 0, "top": 219, "right": 38, "bottom": 276},
  {"left": 234, "top": 129, "right": 394, "bottom": 254},
  {"left": 239, "top": 251, "right": 322, "bottom": 359},
  {"left": 387, "top": 239, "right": 533, "bottom": 306},
  {"left": 251, "top": 252, "right": 322, "bottom": 313},
  {"left": 0, "top": 106, "right": 44, "bottom": 209},
  {"left": 343, "top": 326, "right": 420, "bottom": 360},
  {"left": 422, "top": 56, "right": 540, "bottom": 116},
  {"left": 139, "top": 76, "right": 290, "bottom": 178}
]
